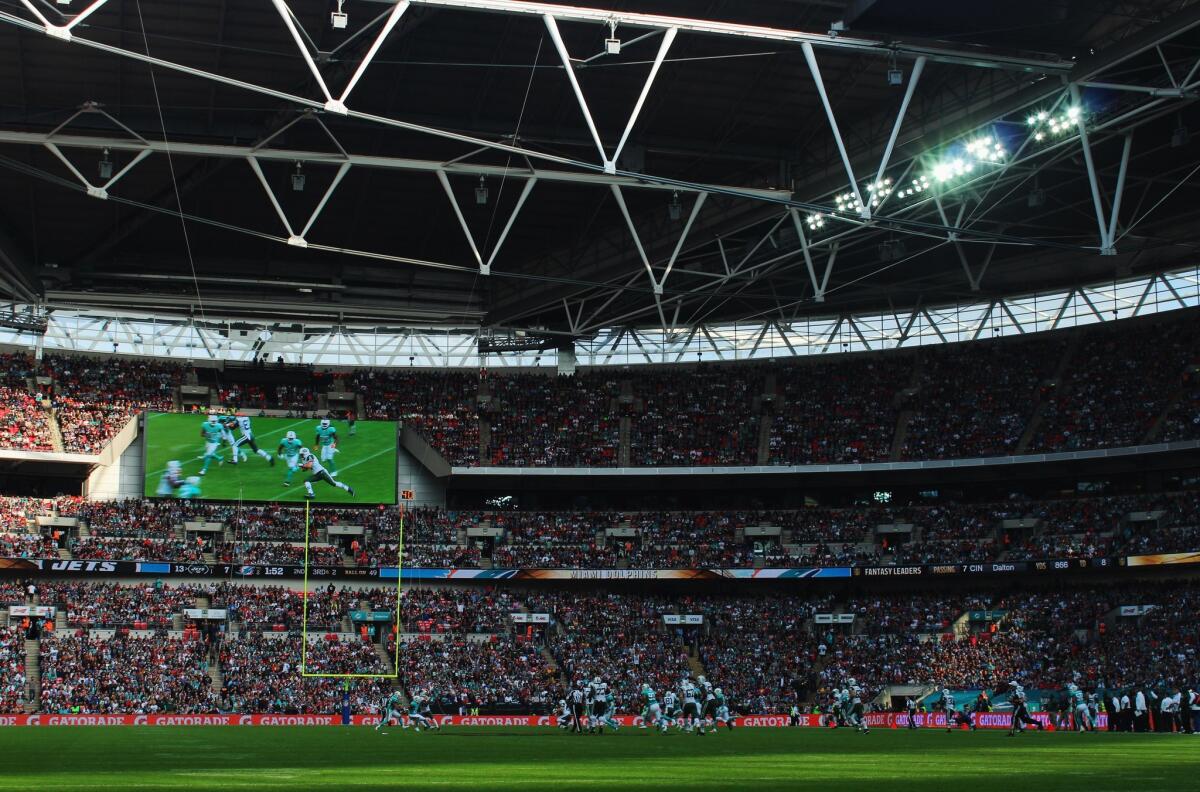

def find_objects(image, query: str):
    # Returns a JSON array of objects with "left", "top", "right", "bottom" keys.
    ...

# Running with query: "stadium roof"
[{"left": 0, "top": 0, "right": 1198, "bottom": 338}]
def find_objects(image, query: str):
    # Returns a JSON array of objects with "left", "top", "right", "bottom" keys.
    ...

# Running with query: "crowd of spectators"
[
  {"left": 41, "top": 354, "right": 181, "bottom": 453},
  {"left": 397, "top": 635, "right": 558, "bottom": 710},
  {"left": 4, "top": 488, "right": 1199, "bottom": 569},
  {"left": 3, "top": 580, "right": 1197, "bottom": 715},
  {"left": 218, "top": 633, "right": 390, "bottom": 714},
  {"left": 70, "top": 537, "right": 205, "bottom": 563},
  {"left": 486, "top": 373, "right": 619, "bottom": 466},
  {"left": 2, "top": 311, "right": 1198, "bottom": 464},
  {"left": 1033, "top": 320, "right": 1198, "bottom": 452},
  {"left": 902, "top": 336, "right": 1065, "bottom": 459},
  {"left": 0, "top": 627, "right": 27, "bottom": 712},
  {"left": 39, "top": 633, "right": 217, "bottom": 714},
  {"left": 631, "top": 368, "right": 761, "bottom": 466},
  {"left": 38, "top": 581, "right": 200, "bottom": 628}
]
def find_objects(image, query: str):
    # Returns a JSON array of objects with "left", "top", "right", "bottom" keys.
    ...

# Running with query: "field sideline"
[{"left": 0, "top": 726, "right": 1195, "bottom": 791}]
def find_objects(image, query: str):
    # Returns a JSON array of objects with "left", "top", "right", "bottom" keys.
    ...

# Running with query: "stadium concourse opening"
[{"left": 0, "top": 0, "right": 1199, "bottom": 788}]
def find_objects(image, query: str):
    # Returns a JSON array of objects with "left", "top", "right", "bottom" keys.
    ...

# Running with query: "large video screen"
[{"left": 143, "top": 412, "right": 398, "bottom": 505}]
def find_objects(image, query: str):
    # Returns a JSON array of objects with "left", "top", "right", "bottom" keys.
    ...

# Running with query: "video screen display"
[{"left": 143, "top": 412, "right": 398, "bottom": 505}]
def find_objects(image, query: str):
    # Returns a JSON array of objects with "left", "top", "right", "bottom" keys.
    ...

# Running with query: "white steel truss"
[{"left": 1, "top": 266, "right": 1195, "bottom": 369}]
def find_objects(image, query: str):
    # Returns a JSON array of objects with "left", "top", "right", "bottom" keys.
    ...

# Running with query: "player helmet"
[
  {"left": 167, "top": 460, "right": 181, "bottom": 471},
  {"left": 943, "top": 688, "right": 950, "bottom": 696},
  {"left": 299, "top": 447, "right": 312, "bottom": 459},
  {"left": 714, "top": 688, "right": 722, "bottom": 696},
  {"left": 847, "top": 678, "right": 857, "bottom": 687},
  {"left": 286, "top": 431, "right": 297, "bottom": 441},
  {"left": 698, "top": 676, "right": 706, "bottom": 684},
  {"left": 207, "top": 415, "right": 218, "bottom": 424},
  {"left": 320, "top": 418, "right": 331, "bottom": 429},
  {"left": 593, "top": 676, "right": 601, "bottom": 685}
]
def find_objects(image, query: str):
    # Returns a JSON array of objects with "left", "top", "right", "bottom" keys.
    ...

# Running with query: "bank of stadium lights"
[
  {"left": 805, "top": 213, "right": 827, "bottom": 232},
  {"left": 1027, "top": 106, "right": 1083, "bottom": 142}
]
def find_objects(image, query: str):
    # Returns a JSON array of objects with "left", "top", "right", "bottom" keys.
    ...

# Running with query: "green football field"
[
  {"left": 142, "top": 412, "right": 398, "bottom": 504},
  {"left": 0, "top": 726, "right": 1196, "bottom": 791}
]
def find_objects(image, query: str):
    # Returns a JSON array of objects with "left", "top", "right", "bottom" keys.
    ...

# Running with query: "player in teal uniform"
[
  {"left": 640, "top": 684, "right": 663, "bottom": 731},
  {"left": 314, "top": 418, "right": 339, "bottom": 472},
  {"left": 713, "top": 688, "right": 735, "bottom": 732},
  {"left": 277, "top": 431, "right": 304, "bottom": 486},
  {"left": 177, "top": 476, "right": 202, "bottom": 500},
  {"left": 376, "top": 690, "right": 404, "bottom": 732},
  {"left": 406, "top": 690, "right": 438, "bottom": 731},
  {"left": 600, "top": 690, "right": 621, "bottom": 732},
  {"left": 199, "top": 415, "right": 226, "bottom": 475}
]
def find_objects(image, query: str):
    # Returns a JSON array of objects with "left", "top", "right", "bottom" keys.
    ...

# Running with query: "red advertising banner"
[{"left": 0, "top": 712, "right": 1107, "bottom": 728}]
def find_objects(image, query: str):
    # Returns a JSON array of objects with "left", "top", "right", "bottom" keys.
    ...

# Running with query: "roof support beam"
[
  {"left": 394, "top": 0, "right": 1072, "bottom": 71},
  {"left": 543, "top": 15, "right": 677, "bottom": 173},
  {"left": 802, "top": 42, "right": 868, "bottom": 219},
  {"left": 873, "top": 56, "right": 925, "bottom": 197},
  {"left": 0, "top": 129, "right": 780, "bottom": 199}
]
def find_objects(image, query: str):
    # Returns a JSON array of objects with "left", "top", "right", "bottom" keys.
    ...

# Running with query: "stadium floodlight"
[
  {"left": 291, "top": 162, "right": 306, "bottom": 192},
  {"left": 98, "top": 148, "right": 112, "bottom": 180},
  {"left": 1171, "top": 120, "right": 1189, "bottom": 148},
  {"left": 668, "top": 191, "right": 682, "bottom": 220},
  {"left": 605, "top": 18, "right": 621, "bottom": 54},
  {"left": 805, "top": 213, "right": 826, "bottom": 231},
  {"left": 475, "top": 175, "right": 489, "bottom": 205},
  {"left": 331, "top": 0, "right": 348, "bottom": 29},
  {"left": 1028, "top": 106, "right": 1083, "bottom": 143}
]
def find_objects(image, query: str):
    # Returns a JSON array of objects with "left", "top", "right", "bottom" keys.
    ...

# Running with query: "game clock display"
[{"left": 142, "top": 412, "right": 398, "bottom": 505}]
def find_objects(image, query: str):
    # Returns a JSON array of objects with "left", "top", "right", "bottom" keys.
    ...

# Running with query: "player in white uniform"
[
  {"left": 680, "top": 680, "right": 700, "bottom": 732},
  {"left": 298, "top": 448, "right": 355, "bottom": 498},
  {"left": 849, "top": 683, "right": 869, "bottom": 734},
  {"left": 156, "top": 460, "right": 184, "bottom": 496},
  {"left": 698, "top": 676, "right": 717, "bottom": 734},
  {"left": 556, "top": 699, "right": 575, "bottom": 730},
  {"left": 228, "top": 415, "right": 274, "bottom": 466},
  {"left": 1068, "top": 683, "right": 1093, "bottom": 731},
  {"left": 660, "top": 689, "right": 680, "bottom": 731}
]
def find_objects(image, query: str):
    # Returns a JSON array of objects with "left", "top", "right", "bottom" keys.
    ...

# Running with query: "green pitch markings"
[{"left": 0, "top": 726, "right": 1196, "bottom": 791}]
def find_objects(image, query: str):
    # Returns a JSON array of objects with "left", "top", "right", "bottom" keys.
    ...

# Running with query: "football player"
[
  {"left": 277, "top": 430, "right": 303, "bottom": 486},
  {"left": 314, "top": 418, "right": 340, "bottom": 472},
  {"left": 298, "top": 447, "right": 355, "bottom": 499}
]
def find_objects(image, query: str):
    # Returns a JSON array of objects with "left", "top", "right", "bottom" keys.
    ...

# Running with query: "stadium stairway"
[
  {"left": 755, "top": 412, "right": 773, "bottom": 465},
  {"left": 478, "top": 420, "right": 491, "bottom": 466},
  {"left": 888, "top": 354, "right": 923, "bottom": 460},
  {"left": 1017, "top": 333, "right": 1081, "bottom": 454},
  {"left": 206, "top": 658, "right": 223, "bottom": 696},
  {"left": 54, "top": 610, "right": 66, "bottom": 632},
  {"left": 372, "top": 641, "right": 394, "bottom": 674},
  {"left": 686, "top": 655, "right": 707, "bottom": 682},
  {"left": 23, "top": 639, "right": 40, "bottom": 713},
  {"left": 46, "top": 410, "right": 65, "bottom": 453},
  {"left": 1142, "top": 364, "right": 1194, "bottom": 443}
]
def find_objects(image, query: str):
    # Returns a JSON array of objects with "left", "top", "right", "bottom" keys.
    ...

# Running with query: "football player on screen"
[
  {"left": 314, "top": 418, "right": 340, "bottom": 472},
  {"left": 298, "top": 447, "right": 354, "bottom": 499}
]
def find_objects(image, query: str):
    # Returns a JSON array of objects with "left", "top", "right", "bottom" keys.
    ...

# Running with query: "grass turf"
[
  {"left": 0, "top": 726, "right": 1196, "bottom": 791},
  {"left": 142, "top": 412, "right": 398, "bottom": 505}
]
